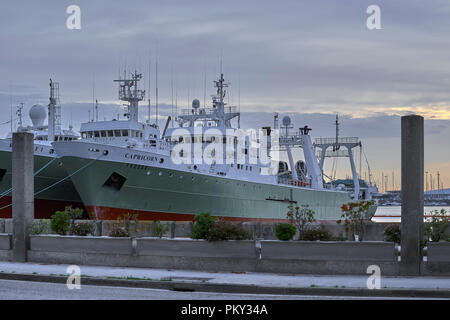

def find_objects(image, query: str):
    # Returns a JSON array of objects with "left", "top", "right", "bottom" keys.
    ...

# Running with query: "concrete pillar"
[
  {"left": 12, "top": 132, "right": 34, "bottom": 262},
  {"left": 400, "top": 115, "right": 424, "bottom": 276}
]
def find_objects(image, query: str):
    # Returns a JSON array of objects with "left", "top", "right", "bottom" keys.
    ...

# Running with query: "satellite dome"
[
  {"left": 192, "top": 99, "right": 200, "bottom": 109},
  {"left": 29, "top": 104, "right": 47, "bottom": 127},
  {"left": 282, "top": 115, "right": 291, "bottom": 126}
]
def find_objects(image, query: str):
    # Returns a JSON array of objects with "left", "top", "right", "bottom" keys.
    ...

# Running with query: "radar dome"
[
  {"left": 192, "top": 99, "right": 200, "bottom": 109},
  {"left": 282, "top": 115, "right": 291, "bottom": 127},
  {"left": 29, "top": 104, "right": 47, "bottom": 127}
]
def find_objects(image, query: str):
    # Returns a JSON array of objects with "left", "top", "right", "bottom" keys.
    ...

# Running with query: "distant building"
[{"left": 424, "top": 188, "right": 450, "bottom": 200}]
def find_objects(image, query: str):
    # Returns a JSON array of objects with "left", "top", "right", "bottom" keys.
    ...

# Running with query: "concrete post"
[
  {"left": 400, "top": 115, "right": 424, "bottom": 276},
  {"left": 12, "top": 132, "right": 34, "bottom": 262}
]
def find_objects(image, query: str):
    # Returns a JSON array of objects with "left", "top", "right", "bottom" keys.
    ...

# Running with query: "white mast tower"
[
  {"left": 48, "top": 79, "right": 61, "bottom": 141},
  {"left": 114, "top": 72, "right": 145, "bottom": 122}
]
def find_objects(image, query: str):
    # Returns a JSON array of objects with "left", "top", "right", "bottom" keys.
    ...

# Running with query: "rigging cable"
[{"left": 0, "top": 154, "right": 104, "bottom": 211}]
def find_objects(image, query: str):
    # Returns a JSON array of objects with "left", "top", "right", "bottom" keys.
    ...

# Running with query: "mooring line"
[
  {"left": 0, "top": 154, "right": 103, "bottom": 211},
  {"left": 0, "top": 157, "right": 58, "bottom": 198},
  {"left": 33, "top": 155, "right": 103, "bottom": 197}
]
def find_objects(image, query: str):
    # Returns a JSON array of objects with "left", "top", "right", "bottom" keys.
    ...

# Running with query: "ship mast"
[
  {"left": 48, "top": 79, "right": 61, "bottom": 141},
  {"left": 114, "top": 72, "right": 145, "bottom": 123}
]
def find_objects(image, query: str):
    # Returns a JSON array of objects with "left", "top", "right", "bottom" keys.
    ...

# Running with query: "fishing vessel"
[
  {"left": 0, "top": 80, "right": 83, "bottom": 218},
  {"left": 53, "top": 72, "right": 377, "bottom": 221}
]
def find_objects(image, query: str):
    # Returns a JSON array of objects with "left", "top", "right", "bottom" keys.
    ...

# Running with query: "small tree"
[
  {"left": 287, "top": 203, "right": 316, "bottom": 238},
  {"left": 50, "top": 211, "right": 70, "bottom": 235},
  {"left": 422, "top": 209, "right": 449, "bottom": 243},
  {"left": 275, "top": 223, "right": 297, "bottom": 241},
  {"left": 152, "top": 220, "right": 170, "bottom": 238},
  {"left": 65, "top": 206, "right": 84, "bottom": 234},
  {"left": 190, "top": 212, "right": 217, "bottom": 239},
  {"left": 383, "top": 224, "right": 401, "bottom": 243},
  {"left": 339, "top": 200, "right": 375, "bottom": 241},
  {"left": 108, "top": 213, "right": 140, "bottom": 237}
]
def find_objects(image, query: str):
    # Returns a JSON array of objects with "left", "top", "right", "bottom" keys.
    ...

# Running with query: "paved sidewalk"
[{"left": 0, "top": 261, "right": 449, "bottom": 298}]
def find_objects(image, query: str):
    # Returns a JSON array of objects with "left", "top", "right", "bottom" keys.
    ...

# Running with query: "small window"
[
  {"left": 82, "top": 133, "right": 87, "bottom": 139},
  {"left": 122, "top": 130, "right": 129, "bottom": 136},
  {"left": 94, "top": 131, "right": 100, "bottom": 138},
  {"left": 114, "top": 130, "right": 121, "bottom": 137},
  {"left": 101, "top": 131, "right": 107, "bottom": 137}
]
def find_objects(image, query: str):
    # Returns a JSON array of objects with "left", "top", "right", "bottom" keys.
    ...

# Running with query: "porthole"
[
  {"left": 169, "top": 172, "right": 173, "bottom": 177},
  {"left": 103, "top": 150, "right": 109, "bottom": 155},
  {"left": 146, "top": 171, "right": 151, "bottom": 176},
  {"left": 159, "top": 158, "right": 164, "bottom": 164},
  {"left": 49, "top": 149, "right": 54, "bottom": 154},
  {"left": 158, "top": 172, "right": 163, "bottom": 176}
]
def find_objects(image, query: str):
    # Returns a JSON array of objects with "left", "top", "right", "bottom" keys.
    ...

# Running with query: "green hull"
[
  {"left": 60, "top": 156, "right": 358, "bottom": 221},
  {"left": 0, "top": 150, "right": 83, "bottom": 218}
]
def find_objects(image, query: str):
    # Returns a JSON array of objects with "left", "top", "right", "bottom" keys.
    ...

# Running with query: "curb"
[{"left": 0, "top": 272, "right": 449, "bottom": 298}]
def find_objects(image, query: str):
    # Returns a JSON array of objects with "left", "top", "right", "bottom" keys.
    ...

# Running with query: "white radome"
[{"left": 29, "top": 104, "right": 47, "bottom": 127}]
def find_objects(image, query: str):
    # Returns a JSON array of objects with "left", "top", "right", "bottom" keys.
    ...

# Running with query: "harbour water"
[{"left": 372, "top": 206, "right": 450, "bottom": 223}]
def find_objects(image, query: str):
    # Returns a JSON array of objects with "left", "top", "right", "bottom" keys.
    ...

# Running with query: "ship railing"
[
  {"left": 277, "top": 177, "right": 310, "bottom": 188},
  {"left": 314, "top": 137, "right": 359, "bottom": 145},
  {"left": 180, "top": 106, "right": 237, "bottom": 116}
]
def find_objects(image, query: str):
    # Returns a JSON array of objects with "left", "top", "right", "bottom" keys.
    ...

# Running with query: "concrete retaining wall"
[
  {"left": 137, "top": 238, "right": 256, "bottom": 258},
  {"left": 21, "top": 235, "right": 404, "bottom": 275},
  {"left": 0, "top": 234, "right": 11, "bottom": 250},
  {"left": 421, "top": 242, "right": 450, "bottom": 276},
  {"left": 427, "top": 242, "right": 450, "bottom": 262},
  {"left": 30, "top": 235, "right": 133, "bottom": 254},
  {"left": 261, "top": 241, "right": 397, "bottom": 261},
  {"left": 0, "top": 233, "right": 11, "bottom": 261}
]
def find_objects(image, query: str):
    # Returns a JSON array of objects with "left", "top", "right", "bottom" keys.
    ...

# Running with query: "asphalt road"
[{"left": 0, "top": 279, "right": 438, "bottom": 300}]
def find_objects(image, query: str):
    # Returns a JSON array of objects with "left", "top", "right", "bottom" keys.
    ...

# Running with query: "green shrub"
[
  {"left": 298, "top": 227, "right": 333, "bottom": 241},
  {"left": 274, "top": 223, "right": 296, "bottom": 241},
  {"left": 152, "top": 220, "right": 170, "bottom": 238},
  {"left": 29, "top": 220, "right": 50, "bottom": 235},
  {"left": 50, "top": 211, "right": 71, "bottom": 235},
  {"left": 422, "top": 209, "right": 449, "bottom": 243},
  {"left": 109, "top": 226, "right": 130, "bottom": 237},
  {"left": 383, "top": 224, "right": 401, "bottom": 243},
  {"left": 190, "top": 212, "right": 217, "bottom": 239},
  {"left": 70, "top": 222, "right": 94, "bottom": 236},
  {"left": 287, "top": 204, "right": 316, "bottom": 236},
  {"left": 204, "top": 221, "right": 251, "bottom": 241}
]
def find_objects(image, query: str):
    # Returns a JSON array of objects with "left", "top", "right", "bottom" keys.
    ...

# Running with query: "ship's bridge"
[
  {"left": 80, "top": 120, "right": 160, "bottom": 147},
  {"left": 164, "top": 126, "right": 246, "bottom": 145}
]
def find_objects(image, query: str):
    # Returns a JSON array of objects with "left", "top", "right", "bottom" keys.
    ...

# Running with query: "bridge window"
[
  {"left": 94, "top": 131, "right": 100, "bottom": 138},
  {"left": 107, "top": 130, "right": 114, "bottom": 137},
  {"left": 122, "top": 130, "right": 129, "bottom": 137}
]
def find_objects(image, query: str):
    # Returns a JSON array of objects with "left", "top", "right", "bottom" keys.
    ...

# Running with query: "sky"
[{"left": 0, "top": 0, "right": 449, "bottom": 191}]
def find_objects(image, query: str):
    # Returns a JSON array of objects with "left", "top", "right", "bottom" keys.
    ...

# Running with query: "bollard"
[
  {"left": 400, "top": 115, "right": 424, "bottom": 276},
  {"left": 12, "top": 132, "right": 34, "bottom": 262}
]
